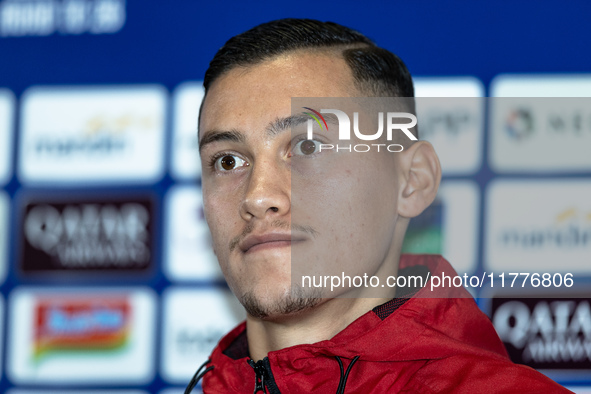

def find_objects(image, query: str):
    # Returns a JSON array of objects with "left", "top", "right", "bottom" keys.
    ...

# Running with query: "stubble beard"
[{"left": 239, "top": 284, "right": 324, "bottom": 320}]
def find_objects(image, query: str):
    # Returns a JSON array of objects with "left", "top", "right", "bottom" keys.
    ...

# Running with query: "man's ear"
[{"left": 397, "top": 141, "right": 441, "bottom": 218}]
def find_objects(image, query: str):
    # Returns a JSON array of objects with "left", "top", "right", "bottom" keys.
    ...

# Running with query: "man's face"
[{"left": 199, "top": 51, "right": 403, "bottom": 319}]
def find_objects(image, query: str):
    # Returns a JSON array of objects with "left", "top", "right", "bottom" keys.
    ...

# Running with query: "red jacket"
[{"left": 195, "top": 255, "right": 571, "bottom": 393}]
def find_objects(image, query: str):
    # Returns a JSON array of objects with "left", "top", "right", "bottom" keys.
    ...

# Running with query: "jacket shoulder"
[{"left": 408, "top": 354, "right": 573, "bottom": 393}]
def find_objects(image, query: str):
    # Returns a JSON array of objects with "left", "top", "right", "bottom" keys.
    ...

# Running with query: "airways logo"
[{"left": 492, "top": 297, "right": 591, "bottom": 370}]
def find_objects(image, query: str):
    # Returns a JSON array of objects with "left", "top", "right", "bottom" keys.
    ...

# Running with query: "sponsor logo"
[
  {"left": 33, "top": 115, "right": 130, "bottom": 156},
  {"left": 21, "top": 196, "right": 153, "bottom": 272},
  {"left": 492, "top": 297, "right": 591, "bottom": 370},
  {"left": 8, "top": 287, "right": 156, "bottom": 383},
  {"left": 161, "top": 289, "right": 243, "bottom": 383},
  {"left": 490, "top": 97, "right": 591, "bottom": 172},
  {"left": 34, "top": 298, "right": 130, "bottom": 359},
  {"left": 419, "top": 107, "right": 475, "bottom": 140},
  {"left": 486, "top": 181, "right": 591, "bottom": 273},
  {"left": 500, "top": 207, "right": 591, "bottom": 250},
  {"left": 415, "top": 98, "right": 483, "bottom": 175},
  {"left": 19, "top": 86, "right": 166, "bottom": 183},
  {"left": 0, "top": 0, "right": 126, "bottom": 37},
  {"left": 505, "top": 108, "right": 534, "bottom": 141},
  {"left": 504, "top": 106, "right": 591, "bottom": 141},
  {"left": 413, "top": 78, "right": 484, "bottom": 175}
]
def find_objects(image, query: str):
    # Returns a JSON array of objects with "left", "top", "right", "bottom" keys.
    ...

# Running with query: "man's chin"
[{"left": 239, "top": 286, "right": 324, "bottom": 320}]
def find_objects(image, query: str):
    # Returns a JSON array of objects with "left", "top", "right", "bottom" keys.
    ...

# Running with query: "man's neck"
[{"left": 246, "top": 295, "right": 392, "bottom": 361}]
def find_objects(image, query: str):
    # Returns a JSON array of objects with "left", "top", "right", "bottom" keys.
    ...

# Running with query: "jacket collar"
[{"left": 202, "top": 254, "right": 509, "bottom": 392}]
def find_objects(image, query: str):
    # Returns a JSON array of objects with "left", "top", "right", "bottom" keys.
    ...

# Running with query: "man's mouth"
[{"left": 239, "top": 233, "right": 306, "bottom": 254}]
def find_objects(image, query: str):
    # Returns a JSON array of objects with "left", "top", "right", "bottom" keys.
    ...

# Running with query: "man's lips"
[{"left": 239, "top": 233, "right": 305, "bottom": 253}]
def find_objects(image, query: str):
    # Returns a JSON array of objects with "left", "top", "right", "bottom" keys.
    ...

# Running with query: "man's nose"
[{"left": 239, "top": 159, "right": 290, "bottom": 221}]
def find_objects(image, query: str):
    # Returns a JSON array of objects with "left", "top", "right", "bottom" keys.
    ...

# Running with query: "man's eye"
[
  {"left": 214, "top": 154, "right": 248, "bottom": 171},
  {"left": 293, "top": 139, "right": 320, "bottom": 156}
]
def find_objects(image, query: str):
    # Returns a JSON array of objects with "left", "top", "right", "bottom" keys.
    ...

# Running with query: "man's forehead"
[{"left": 199, "top": 50, "right": 357, "bottom": 143}]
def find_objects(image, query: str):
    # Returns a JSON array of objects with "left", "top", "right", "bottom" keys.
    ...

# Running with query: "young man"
[{"left": 188, "top": 19, "right": 570, "bottom": 393}]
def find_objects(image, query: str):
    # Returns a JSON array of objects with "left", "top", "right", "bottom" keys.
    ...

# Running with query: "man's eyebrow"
[
  {"left": 266, "top": 112, "right": 339, "bottom": 137},
  {"left": 199, "top": 129, "right": 245, "bottom": 153},
  {"left": 266, "top": 113, "right": 310, "bottom": 137},
  {"left": 199, "top": 112, "right": 339, "bottom": 152}
]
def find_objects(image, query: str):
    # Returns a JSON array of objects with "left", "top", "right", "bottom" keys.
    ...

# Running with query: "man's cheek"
[
  {"left": 207, "top": 224, "right": 225, "bottom": 255},
  {"left": 202, "top": 197, "right": 222, "bottom": 230},
  {"left": 201, "top": 209, "right": 223, "bottom": 258}
]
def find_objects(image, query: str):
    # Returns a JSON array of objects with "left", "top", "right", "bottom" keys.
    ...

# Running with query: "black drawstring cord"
[
  {"left": 336, "top": 357, "right": 345, "bottom": 393},
  {"left": 248, "top": 358, "right": 267, "bottom": 393},
  {"left": 185, "top": 358, "right": 214, "bottom": 394},
  {"left": 335, "top": 355, "right": 360, "bottom": 394}
]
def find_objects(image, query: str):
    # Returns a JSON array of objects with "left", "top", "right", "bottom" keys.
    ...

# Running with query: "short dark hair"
[
  {"left": 199, "top": 19, "right": 417, "bottom": 140},
  {"left": 203, "top": 18, "right": 414, "bottom": 98}
]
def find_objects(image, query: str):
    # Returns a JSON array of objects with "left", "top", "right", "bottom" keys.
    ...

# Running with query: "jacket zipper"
[{"left": 248, "top": 357, "right": 281, "bottom": 394}]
